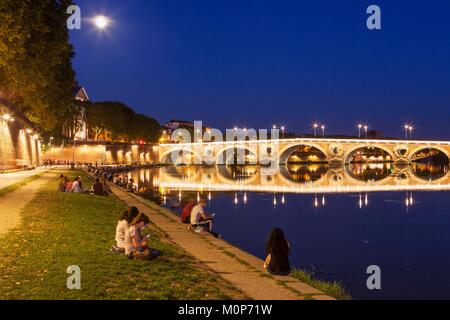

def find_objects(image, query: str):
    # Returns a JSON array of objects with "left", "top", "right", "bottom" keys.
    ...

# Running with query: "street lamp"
[
  {"left": 404, "top": 125, "right": 413, "bottom": 139},
  {"left": 313, "top": 123, "right": 319, "bottom": 137},
  {"left": 321, "top": 125, "right": 325, "bottom": 138},
  {"left": 364, "top": 125, "right": 368, "bottom": 139},
  {"left": 357, "top": 124, "right": 363, "bottom": 138},
  {"left": 49, "top": 137, "right": 54, "bottom": 148},
  {"left": 281, "top": 126, "right": 285, "bottom": 139}
]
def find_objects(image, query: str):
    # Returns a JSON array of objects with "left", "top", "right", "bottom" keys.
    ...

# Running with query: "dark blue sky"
[{"left": 70, "top": 0, "right": 449, "bottom": 139}]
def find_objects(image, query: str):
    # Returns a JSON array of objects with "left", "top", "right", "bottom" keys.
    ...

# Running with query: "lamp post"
[
  {"left": 364, "top": 125, "right": 368, "bottom": 139},
  {"left": 358, "top": 124, "right": 363, "bottom": 138},
  {"left": 313, "top": 123, "right": 318, "bottom": 137},
  {"left": 49, "top": 137, "right": 54, "bottom": 148},
  {"left": 321, "top": 125, "right": 325, "bottom": 138},
  {"left": 404, "top": 125, "right": 413, "bottom": 139},
  {"left": 281, "top": 126, "right": 285, "bottom": 139}
]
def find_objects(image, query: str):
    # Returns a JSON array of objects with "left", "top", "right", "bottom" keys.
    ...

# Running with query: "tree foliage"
[
  {"left": 86, "top": 101, "right": 161, "bottom": 143},
  {"left": 0, "top": 0, "right": 75, "bottom": 131}
]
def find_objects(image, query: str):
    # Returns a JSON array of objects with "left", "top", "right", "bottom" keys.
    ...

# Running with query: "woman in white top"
[
  {"left": 115, "top": 207, "right": 139, "bottom": 250},
  {"left": 71, "top": 177, "right": 84, "bottom": 193}
]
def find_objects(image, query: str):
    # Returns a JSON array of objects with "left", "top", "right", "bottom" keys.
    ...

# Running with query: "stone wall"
[
  {"left": 43, "top": 143, "right": 160, "bottom": 165},
  {"left": 0, "top": 103, "right": 41, "bottom": 171}
]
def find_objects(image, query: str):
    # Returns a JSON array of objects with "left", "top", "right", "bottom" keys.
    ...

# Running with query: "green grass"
[
  {"left": 291, "top": 269, "right": 351, "bottom": 300},
  {"left": 0, "top": 173, "right": 44, "bottom": 198},
  {"left": 0, "top": 170, "right": 245, "bottom": 300}
]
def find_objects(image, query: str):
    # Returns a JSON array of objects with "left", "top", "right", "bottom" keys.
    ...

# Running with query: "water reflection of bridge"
[{"left": 130, "top": 164, "right": 450, "bottom": 195}]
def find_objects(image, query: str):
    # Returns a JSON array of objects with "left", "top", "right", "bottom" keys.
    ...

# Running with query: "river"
[{"left": 119, "top": 163, "right": 450, "bottom": 299}]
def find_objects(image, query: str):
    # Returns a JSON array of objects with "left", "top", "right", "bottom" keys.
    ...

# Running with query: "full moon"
[{"left": 94, "top": 15, "right": 109, "bottom": 29}]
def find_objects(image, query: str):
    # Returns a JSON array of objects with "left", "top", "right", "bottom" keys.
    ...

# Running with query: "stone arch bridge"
[{"left": 159, "top": 138, "right": 450, "bottom": 165}]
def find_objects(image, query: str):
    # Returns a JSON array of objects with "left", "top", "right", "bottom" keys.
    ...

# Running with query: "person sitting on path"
[
  {"left": 127, "top": 179, "right": 136, "bottom": 193},
  {"left": 264, "top": 228, "right": 291, "bottom": 276},
  {"left": 124, "top": 212, "right": 161, "bottom": 260},
  {"left": 181, "top": 199, "right": 195, "bottom": 224},
  {"left": 190, "top": 198, "right": 215, "bottom": 233}
]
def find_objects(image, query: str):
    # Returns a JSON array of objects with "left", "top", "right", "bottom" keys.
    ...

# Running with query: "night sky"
[{"left": 70, "top": 0, "right": 450, "bottom": 139}]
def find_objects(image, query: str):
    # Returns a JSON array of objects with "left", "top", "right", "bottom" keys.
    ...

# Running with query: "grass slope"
[{"left": 0, "top": 170, "right": 244, "bottom": 300}]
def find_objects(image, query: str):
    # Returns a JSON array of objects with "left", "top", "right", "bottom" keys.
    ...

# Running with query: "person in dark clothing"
[
  {"left": 264, "top": 228, "right": 291, "bottom": 275},
  {"left": 93, "top": 178, "right": 105, "bottom": 196}
]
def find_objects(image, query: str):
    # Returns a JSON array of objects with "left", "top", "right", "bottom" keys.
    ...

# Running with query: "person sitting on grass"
[
  {"left": 93, "top": 178, "right": 104, "bottom": 196},
  {"left": 58, "top": 174, "right": 68, "bottom": 192},
  {"left": 114, "top": 206, "right": 139, "bottom": 252},
  {"left": 264, "top": 228, "right": 291, "bottom": 276},
  {"left": 124, "top": 212, "right": 161, "bottom": 260},
  {"left": 101, "top": 178, "right": 111, "bottom": 195},
  {"left": 65, "top": 179, "right": 73, "bottom": 192},
  {"left": 70, "top": 176, "right": 84, "bottom": 193}
]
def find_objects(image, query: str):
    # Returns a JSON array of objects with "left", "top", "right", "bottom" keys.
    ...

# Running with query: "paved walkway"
[
  {"left": 0, "top": 167, "right": 48, "bottom": 190},
  {"left": 0, "top": 172, "right": 54, "bottom": 236},
  {"left": 111, "top": 186, "right": 334, "bottom": 300}
]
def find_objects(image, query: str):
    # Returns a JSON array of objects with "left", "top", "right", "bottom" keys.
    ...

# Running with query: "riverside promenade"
[
  {"left": 111, "top": 185, "right": 334, "bottom": 300},
  {"left": 0, "top": 168, "right": 48, "bottom": 190},
  {"left": 0, "top": 169, "right": 51, "bottom": 236}
]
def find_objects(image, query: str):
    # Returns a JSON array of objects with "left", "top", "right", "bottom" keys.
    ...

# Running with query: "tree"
[
  {"left": 0, "top": 0, "right": 75, "bottom": 131},
  {"left": 86, "top": 101, "right": 161, "bottom": 143}
]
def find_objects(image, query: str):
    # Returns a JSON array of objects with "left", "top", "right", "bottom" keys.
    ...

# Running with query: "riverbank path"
[{"left": 111, "top": 185, "right": 335, "bottom": 300}]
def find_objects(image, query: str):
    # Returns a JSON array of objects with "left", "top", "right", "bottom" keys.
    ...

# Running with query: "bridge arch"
[
  {"left": 343, "top": 144, "right": 396, "bottom": 164},
  {"left": 160, "top": 147, "right": 202, "bottom": 165},
  {"left": 215, "top": 145, "right": 258, "bottom": 165},
  {"left": 278, "top": 164, "right": 329, "bottom": 185},
  {"left": 408, "top": 146, "right": 450, "bottom": 163},
  {"left": 278, "top": 143, "right": 329, "bottom": 164},
  {"left": 215, "top": 165, "right": 260, "bottom": 184}
]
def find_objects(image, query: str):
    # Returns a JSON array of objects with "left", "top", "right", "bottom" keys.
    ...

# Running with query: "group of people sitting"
[
  {"left": 112, "top": 175, "right": 137, "bottom": 193},
  {"left": 180, "top": 198, "right": 291, "bottom": 275},
  {"left": 58, "top": 174, "right": 111, "bottom": 196},
  {"left": 114, "top": 206, "right": 161, "bottom": 260},
  {"left": 88, "top": 165, "right": 137, "bottom": 193},
  {"left": 58, "top": 175, "right": 87, "bottom": 193}
]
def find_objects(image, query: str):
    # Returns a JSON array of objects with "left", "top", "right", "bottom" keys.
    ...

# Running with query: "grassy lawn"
[{"left": 0, "top": 170, "right": 245, "bottom": 300}]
